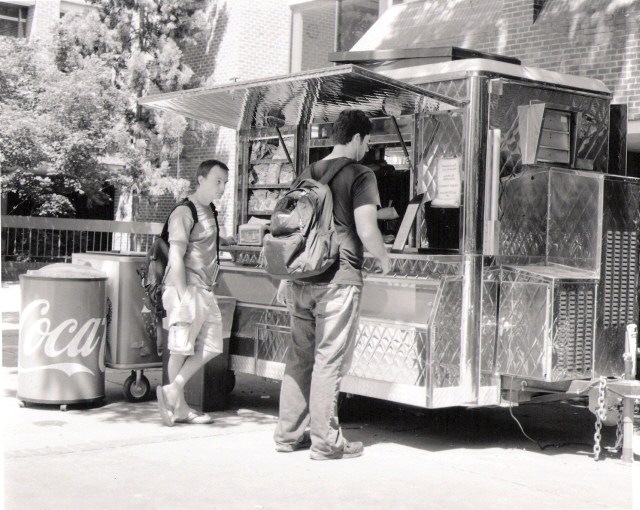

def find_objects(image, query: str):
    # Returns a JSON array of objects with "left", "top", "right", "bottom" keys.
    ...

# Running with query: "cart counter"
[{"left": 217, "top": 247, "right": 499, "bottom": 408}]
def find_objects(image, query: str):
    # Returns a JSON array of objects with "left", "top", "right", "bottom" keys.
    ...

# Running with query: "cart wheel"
[
  {"left": 123, "top": 373, "right": 151, "bottom": 402},
  {"left": 224, "top": 370, "right": 236, "bottom": 395},
  {"left": 17, "top": 400, "right": 26, "bottom": 408},
  {"left": 60, "top": 404, "right": 68, "bottom": 412}
]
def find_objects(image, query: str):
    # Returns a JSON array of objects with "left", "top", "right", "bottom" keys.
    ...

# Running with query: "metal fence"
[{"left": 1, "top": 215, "right": 163, "bottom": 262}]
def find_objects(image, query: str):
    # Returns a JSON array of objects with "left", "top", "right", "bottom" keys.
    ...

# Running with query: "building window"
[
  {"left": 290, "top": 0, "right": 403, "bottom": 71},
  {"left": 336, "top": 0, "right": 379, "bottom": 51},
  {"left": 0, "top": 3, "right": 28, "bottom": 38}
]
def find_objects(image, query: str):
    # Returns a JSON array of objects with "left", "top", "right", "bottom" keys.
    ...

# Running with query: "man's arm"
[
  {"left": 166, "top": 241, "right": 188, "bottom": 299},
  {"left": 354, "top": 203, "right": 390, "bottom": 275}
]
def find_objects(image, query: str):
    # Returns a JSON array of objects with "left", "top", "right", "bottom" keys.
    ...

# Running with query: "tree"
[
  {"left": 56, "top": 0, "right": 211, "bottom": 219},
  {"left": 0, "top": 37, "right": 129, "bottom": 217},
  {"left": 1, "top": 1, "right": 211, "bottom": 218}
]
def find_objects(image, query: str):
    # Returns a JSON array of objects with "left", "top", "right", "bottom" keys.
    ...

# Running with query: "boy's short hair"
[
  {"left": 197, "top": 159, "right": 229, "bottom": 180},
  {"left": 332, "top": 109, "right": 372, "bottom": 145}
]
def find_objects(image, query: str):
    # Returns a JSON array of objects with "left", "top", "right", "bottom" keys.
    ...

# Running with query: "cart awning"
[{"left": 138, "top": 64, "right": 463, "bottom": 130}]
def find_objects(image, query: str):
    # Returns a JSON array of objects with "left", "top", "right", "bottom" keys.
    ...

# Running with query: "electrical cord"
[
  {"left": 507, "top": 399, "right": 593, "bottom": 451},
  {"left": 507, "top": 378, "right": 598, "bottom": 451}
]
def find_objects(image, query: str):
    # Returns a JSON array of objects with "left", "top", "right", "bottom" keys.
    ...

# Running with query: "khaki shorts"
[{"left": 162, "top": 286, "right": 223, "bottom": 356}]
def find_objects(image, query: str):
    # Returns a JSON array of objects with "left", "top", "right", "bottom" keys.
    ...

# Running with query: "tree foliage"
[
  {"left": 0, "top": 38, "right": 128, "bottom": 216},
  {"left": 1, "top": 0, "right": 210, "bottom": 217},
  {"left": 58, "top": 1, "right": 208, "bottom": 208}
]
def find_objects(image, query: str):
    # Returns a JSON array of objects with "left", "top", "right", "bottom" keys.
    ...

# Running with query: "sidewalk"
[{"left": 2, "top": 281, "right": 639, "bottom": 510}]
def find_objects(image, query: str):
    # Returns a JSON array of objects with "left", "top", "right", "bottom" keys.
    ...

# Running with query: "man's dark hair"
[
  {"left": 332, "top": 109, "right": 372, "bottom": 145},
  {"left": 197, "top": 159, "right": 229, "bottom": 180}
]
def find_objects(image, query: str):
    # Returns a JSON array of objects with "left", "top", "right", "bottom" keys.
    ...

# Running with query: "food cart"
[{"left": 139, "top": 52, "right": 640, "bottom": 460}]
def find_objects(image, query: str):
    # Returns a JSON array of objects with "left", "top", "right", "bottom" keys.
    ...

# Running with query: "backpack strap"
[
  {"left": 160, "top": 198, "right": 198, "bottom": 241},
  {"left": 209, "top": 202, "right": 220, "bottom": 265},
  {"left": 293, "top": 158, "right": 354, "bottom": 189},
  {"left": 315, "top": 158, "right": 354, "bottom": 185}
]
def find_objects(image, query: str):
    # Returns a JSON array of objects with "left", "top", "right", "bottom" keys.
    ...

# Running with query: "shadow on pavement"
[{"left": 335, "top": 392, "right": 633, "bottom": 460}]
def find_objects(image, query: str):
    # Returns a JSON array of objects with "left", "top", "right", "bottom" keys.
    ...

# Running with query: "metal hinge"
[{"left": 489, "top": 79, "right": 503, "bottom": 96}]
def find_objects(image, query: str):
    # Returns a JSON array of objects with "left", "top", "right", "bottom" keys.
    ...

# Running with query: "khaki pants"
[{"left": 274, "top": 282, "right": 362, "bottom": 457}]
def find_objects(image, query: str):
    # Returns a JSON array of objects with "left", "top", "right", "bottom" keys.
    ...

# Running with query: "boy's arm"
[
  {"left": 354, "top": 203, "right": 390, "bottom": 275},
  {"left": 167, "top": 241, "right": 188, "bottom": 299},
  {"left": 165, "top": 205, "right": 192, "bottom": 300},
  {"left": 219, "top": 225, "right": 236, "bottom": 246}
]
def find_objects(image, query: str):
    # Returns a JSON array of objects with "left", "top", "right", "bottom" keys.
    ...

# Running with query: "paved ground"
[{"left": 2, "top": 281, "right": 639, "bottom": 510}]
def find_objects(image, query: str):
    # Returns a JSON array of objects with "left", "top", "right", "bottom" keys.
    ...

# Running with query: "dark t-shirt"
[{"left": 301, "top": 157, "right": 380, "bottom": 286}]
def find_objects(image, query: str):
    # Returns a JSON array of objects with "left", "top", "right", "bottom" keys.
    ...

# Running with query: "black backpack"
[
  {"left": 262, "top": 159, "right": 352, "bottom": 280},
  {"left": 139, "top": 198, "right": 219, "bottom": 319}
]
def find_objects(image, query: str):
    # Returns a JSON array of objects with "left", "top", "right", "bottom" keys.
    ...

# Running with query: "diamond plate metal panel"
[
  {"left": 419, "top": 79, "right": 469, "bottom": 103},
  {"left": 417, "top": 112, "right": 465, "bottom": 247},
  {"left": 429, "top": 278, "right": 463, "bottom": 389},
  {"left": 232, "top": 305, "right": 269, "bottom": 340},
  {"left": 480, "top": 275, "right": 499, "bottom": 383},
  {"left": 499, "top": 168, "right": 548, "bottom": 259},
  {"left": 346, "top": 320, "right": 427, "bottom": 386},
  {"left": 547, "top": 171, "right": 602, "bottom": 270},
  {"left": 491, "top": 81, "right": 609, "bottom": 177},
  {"left": 363, "top": 256, "right": 462, "bottom": 278},
  {"left": 230, "top": 250, "right": 263, "bottom": 267},
  {"left": 496, "top": 280, "right": 549, "bottom": 380},
  {"left": 500, "top": 168, "right": 602, "bottom": 271},
  {"left": 256, "top": 308, "right": 291, "bottom": 363}
]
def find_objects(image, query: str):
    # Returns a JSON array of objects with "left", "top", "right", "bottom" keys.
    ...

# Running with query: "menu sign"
[{"left": 431, "top": 157, "right": 462, "bottom": 208}]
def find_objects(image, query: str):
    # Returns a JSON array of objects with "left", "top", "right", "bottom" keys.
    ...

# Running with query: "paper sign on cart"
[{"left": 431, "top": 157, "right": 461, "bottom": 208}]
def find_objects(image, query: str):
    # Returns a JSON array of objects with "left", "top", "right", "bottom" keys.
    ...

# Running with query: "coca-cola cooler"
[
  {"left": 18, "top": 264, "right": 108, "bottom": 410},
  {"left": 72, "top": 252, "right": 162, "bottom": 402}
]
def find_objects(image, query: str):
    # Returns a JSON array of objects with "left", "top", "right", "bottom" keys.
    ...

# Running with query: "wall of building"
[
  {"left": 26, "top": 0, "right": 60, "bottom": 42},
  {"left": 300, "top": 3, "right": 336, "bottom": 71},
  {"left": 144, "top": 0, "right": 293, "bottom": 236},
  {"left": 496, "top": 0, "right": 640, "bottom": 122},
  {"left": 353, "top": 0, "right": 640, "bottom": 122}
]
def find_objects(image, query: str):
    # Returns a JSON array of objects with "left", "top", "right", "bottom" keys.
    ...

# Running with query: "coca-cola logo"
[{"left": 19, "top": 299, "right": 106, "bottom": 376}]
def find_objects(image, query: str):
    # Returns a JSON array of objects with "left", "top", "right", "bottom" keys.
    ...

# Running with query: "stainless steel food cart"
[{"left": 140, "top": 54, "right": 639, "bottom": 458}]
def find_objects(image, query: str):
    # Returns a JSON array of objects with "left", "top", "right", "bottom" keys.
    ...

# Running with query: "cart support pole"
[
  {"left": 460, "top": 75, "right": 486, "bottom": 403},
  {"left": 274, "top": 126, "right": 294, "bottom": 168}
]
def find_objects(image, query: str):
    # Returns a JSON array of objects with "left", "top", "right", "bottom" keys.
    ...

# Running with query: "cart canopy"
[{"left": 138, "top": 64, "right": 463, "bottom": 130}]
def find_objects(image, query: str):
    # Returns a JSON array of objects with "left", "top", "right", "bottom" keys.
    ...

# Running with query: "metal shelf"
[
  {"left": 250, "top": 159, "right": 293, "bottom": 164},
  {"left": 249, "top": 184, "right": 291, "bottom": 189}
]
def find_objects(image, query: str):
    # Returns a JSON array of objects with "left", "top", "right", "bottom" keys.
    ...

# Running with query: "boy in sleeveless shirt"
[{"left": 156, "top": 159, "right": 230, "bottom": 426}]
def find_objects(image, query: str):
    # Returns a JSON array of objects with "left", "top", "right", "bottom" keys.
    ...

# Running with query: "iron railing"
[{"left": 1, "top": 215, "right": 163, "bottom": 262}]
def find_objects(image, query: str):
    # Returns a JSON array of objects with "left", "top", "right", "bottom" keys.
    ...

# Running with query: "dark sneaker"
[
  {"left": 275, "top": 431, "right": 312, "bottom": 453},
  {"left": 309, "top": 440, "right": 364, "bottom": 460}
]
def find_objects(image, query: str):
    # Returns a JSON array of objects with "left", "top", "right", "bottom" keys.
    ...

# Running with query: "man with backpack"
[
  {"left": 155, "top": 159, "right": 230, "bottom": 426},
  {"left": 274, "top": 109, "right": 390, "bottom": 460}
]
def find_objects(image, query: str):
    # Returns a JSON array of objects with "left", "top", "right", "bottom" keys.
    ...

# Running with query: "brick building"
[{"left": 2, "top": 0, "right": 639, "bottom": 231}]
